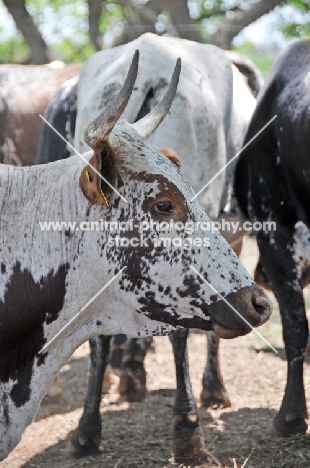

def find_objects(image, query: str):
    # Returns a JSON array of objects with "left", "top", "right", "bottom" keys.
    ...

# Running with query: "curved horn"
[
  {"left": 132, "top": 58, "right": 181, "bottom": 140},
  {"left": 84, "top": 49, "right": 139, "bottom": 148}
]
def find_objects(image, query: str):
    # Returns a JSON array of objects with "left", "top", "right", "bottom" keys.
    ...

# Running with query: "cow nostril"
[
  {"left": 254, "top": 304, "right": 266, "bottom": 316},
  {"left": 252, "top": 295, "right": 272, "bottom": 321}
]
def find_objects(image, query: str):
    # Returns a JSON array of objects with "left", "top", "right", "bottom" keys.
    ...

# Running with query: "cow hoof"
[
  {"left": 68, "top": 429, "right": 101, "bottom": 457},
  {"left": 172, "top": 415, "right": 212, "bottom": 465},
  {"left": 201, "top": 388, "right": 231, "bottom": 409},
  {"left": 272, "top": 413, "right": 308, "bottom": 437},
  {"left": 119, "top": 364, "right": 146, "bottom": 402}
]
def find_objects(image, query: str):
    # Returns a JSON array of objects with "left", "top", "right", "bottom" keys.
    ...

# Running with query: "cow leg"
[
  {"left": 201, "top": 331, "right": 231, "bottom": 409},
  {"left": 254, "top": 257, "right": 272, "bottom": 290},
  {"left": 170, "top": 329, "right": 211, "bottom": 465},
  {"left": 69, "top": 335, "right": 111, "bottom": 456},
  {"left": 274, "top": 288, "right": 308, "bottom": 436},
  {"left": 102, "top": 334, "right": 128, "bottom": 393},
  {"left": 119, "top": 338, "right": 147, "bottom": 402},
  {"left": 109, "top": 334, "right": 127, "bottom": 372},
  {"left": 258, "top": 243, "right": 308, "bottom": 436}
]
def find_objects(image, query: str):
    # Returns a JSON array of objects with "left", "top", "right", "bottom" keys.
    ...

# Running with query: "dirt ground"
[{"left": 2, "top": 237, "right": 310, "bottom": 468}]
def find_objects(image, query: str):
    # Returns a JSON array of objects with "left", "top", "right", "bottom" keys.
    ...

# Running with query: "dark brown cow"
[{"left": 0, "top": 62, "right": 81, "bottom": 166}]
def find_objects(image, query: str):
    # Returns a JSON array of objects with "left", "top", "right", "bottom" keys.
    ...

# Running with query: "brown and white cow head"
[{"left": 64, "top": 51, "right": 271, "bottom": 342}]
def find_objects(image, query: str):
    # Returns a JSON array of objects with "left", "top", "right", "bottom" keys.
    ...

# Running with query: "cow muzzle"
[{"left": 206, "top": 284, "right": 272, "bottom": 339}]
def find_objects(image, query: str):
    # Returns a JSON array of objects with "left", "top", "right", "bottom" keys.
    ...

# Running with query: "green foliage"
[
  {"left": 284, "top": 0, "right": 310, "bottom": 11},
  {"left": 0, "top": 32, "right": 30, "bottom": 63},
  {"left": 190, "top": 0, "right": 229, "bottom": 39},
  {"left": 99, "top": 2, "right": 126, "bottom": 38},
  {"left": 194, "top": 0, "right": 310, "bottom": 44},
  {"left": 51, "top": 39, "right": 96, "bottom": 63},
  {"left": 26, "top": 0, "right": 91, "bottom": 61},
  {"left": 283, "top": 22, "right": 310, "bottom": 38},
  {"left": 233, "top": 41, "right": 276, "bottom": 78},
  {"left": 281, "top": 0, "right": 310, "bottom": 41}
]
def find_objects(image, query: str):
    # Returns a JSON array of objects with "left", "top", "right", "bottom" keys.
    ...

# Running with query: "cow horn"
[
  {"left": 132, "top": 58, "right": 181, "bottom": 140},
  {"left": 84, "top": 49, "right": 139, "bottom": 148}
]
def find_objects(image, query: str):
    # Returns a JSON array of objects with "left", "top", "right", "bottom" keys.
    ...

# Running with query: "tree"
[
  {"left": 104, "top": 0, "right": 308, "bottom": 49},
  {"left": 207, "top": 0, "right": 284, "bottom": 49},
  {"left": 2, "top": 0, "right": 310, "bottom": 63},
  {"left": 2, "top": 0, "right": 50, "bottom": 63},
  {"left": 156, "top": 0, "right": 202, "bottom": 42},
  {"left": 88, "top": 0, "right": 104, "bottom": 51}
]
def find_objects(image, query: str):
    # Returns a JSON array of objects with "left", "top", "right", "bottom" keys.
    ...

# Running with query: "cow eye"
[{"left": 154, "top": 201, "right": 174, "bottom": 214}]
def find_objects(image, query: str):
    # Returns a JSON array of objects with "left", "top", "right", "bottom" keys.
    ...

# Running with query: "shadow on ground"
[{"left": 22, "top": 398, "right": 309, "bottom": 468}]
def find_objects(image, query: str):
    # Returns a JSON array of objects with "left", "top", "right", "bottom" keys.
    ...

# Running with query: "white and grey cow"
[
  {"left": 0, "top": 51, "right": 271, "bottom": 461},
  {"left": 35, "top": 34, "right": 263, "bottom": 462},
  {"left": 74, "top": 33, "right": 256, "bottom": 220}
]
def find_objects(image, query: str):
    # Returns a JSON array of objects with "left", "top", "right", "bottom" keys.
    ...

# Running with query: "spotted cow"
[
  {"left": 235, "top": 40, "right": 310, "bottom": 437},
  {"left": 0, "top": 51, "right": 272, "bottom": 461},
  {"left": 35, "top": 34, "right": 266, "bottom": 463}
]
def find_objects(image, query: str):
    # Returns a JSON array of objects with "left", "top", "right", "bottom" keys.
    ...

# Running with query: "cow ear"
[
  {"left": 160, "top": 147, "right": 181, "bottom": 168},
  {"left": 79, "top": 142, "right": 117, "bottom": 206}
]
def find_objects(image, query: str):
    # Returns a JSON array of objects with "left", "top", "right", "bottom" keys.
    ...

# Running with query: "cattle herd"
[{"left": 0, "top": 33, "right": 309, "bottom": 465}]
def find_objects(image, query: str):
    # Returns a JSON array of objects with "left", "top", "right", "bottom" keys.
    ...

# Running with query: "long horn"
[
  {"left": 132, "top": 58, "right": 181, "bottom": 140},
  {"left": 84, "top": 49, "right": 139, "bottom": 148}
]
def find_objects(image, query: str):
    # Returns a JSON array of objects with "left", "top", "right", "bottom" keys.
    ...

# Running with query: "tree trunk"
[
  {"left": 156, "top": 0, "right": 202, "bottom": 42},
  {"left": 88, "top": 0, "right": 104, "bottom": 51},
  {"left": 208, "top": 0, "right": 284, "bottom": 49},
  {"left": 113, "top": 0, "right": 202, "bottom": 44},
  {"left": 3, "top": 0, "right": 50, "bottom": 64},
  {"left": 109, "top": 0, "right": 158, "bottom": 48},
  {"left": 108, "top": 0, "right": 283, "bottom": 50}
]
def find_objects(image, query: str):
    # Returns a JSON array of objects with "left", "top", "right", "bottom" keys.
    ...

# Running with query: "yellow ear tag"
[
  {"left": 85, "top": 168, "right": 109, "bottom": 206},
  {"left": 101, "top": 190, "right": 109, "bottom": 207}
]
